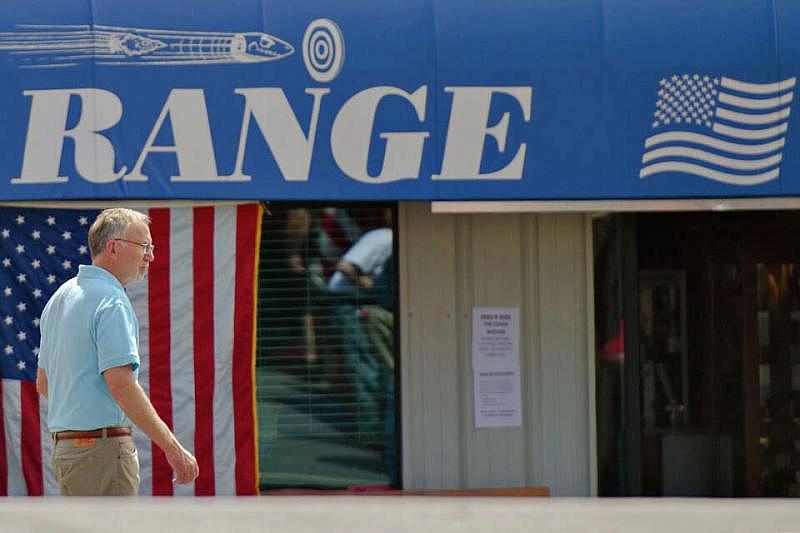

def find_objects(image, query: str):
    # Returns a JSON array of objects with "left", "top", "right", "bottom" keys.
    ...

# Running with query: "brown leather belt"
[{"left": 53, "top": 427, "right": 132, "bottom": 441}]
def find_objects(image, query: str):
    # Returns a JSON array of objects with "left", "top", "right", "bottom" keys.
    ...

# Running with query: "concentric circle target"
[{"left": 302, "top": 19, "right": 344, "bottom": 83}]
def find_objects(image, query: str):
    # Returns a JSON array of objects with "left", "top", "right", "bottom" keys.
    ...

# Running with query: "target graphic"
[{"left": 302, "top": 19, "right": 344, "bottom": 83}]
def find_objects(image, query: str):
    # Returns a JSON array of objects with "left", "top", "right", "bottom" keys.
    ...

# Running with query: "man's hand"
[
  {"left": 104, "top": 365, "right": 200, "bottom": 485},
  {"left": 357, "top": 274, "right": 375, "bottom": 289},
  {"left": 335, "top": 259, "right": 374, "bottom": 289},
  {"left": 165, "top": 442, "right": 199, "bottom": 484}
]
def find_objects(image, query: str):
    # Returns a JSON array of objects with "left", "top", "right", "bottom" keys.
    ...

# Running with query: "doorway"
[{"left": 595, "top": 211, "right": 800, "bottom": 497}]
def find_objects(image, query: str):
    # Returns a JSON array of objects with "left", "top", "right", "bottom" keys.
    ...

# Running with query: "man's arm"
[
  {"left": 335, "top": 259, "right": 374, "bottom": 289},
  {"left": 36, "top": 368, "right": 48, "bottom": 399},
  {"left": 103, "top": 365, "right": 199, "bottom": 484}
]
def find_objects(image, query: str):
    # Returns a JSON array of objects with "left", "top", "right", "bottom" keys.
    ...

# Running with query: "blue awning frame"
[{"left": 0, "top": 0, "right": 798, "bottom": 203}]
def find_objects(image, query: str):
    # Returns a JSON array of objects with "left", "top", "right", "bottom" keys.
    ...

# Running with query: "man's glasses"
[{"left": 114, "top": 238, "right": 155, "bottom": 254}]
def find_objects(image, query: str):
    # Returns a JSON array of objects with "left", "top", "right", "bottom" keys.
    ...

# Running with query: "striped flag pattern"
[
  {"left": 0, "top": 204, "right": 262, "bottom": 496},
  {"left": 640, "top": 74, "right": 796, "bottom": 185}
]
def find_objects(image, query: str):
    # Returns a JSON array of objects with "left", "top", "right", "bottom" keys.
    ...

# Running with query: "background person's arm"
[
  {"left": 103, "top": 365, "right": 199, "bottom": 484},
  {"left": 335, "top": 259, "right": 374, "bottom": 289}
]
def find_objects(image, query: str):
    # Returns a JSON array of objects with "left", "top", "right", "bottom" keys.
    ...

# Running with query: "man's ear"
[{"left": 104, "top": 239, "right": 117, "bottom": 258}]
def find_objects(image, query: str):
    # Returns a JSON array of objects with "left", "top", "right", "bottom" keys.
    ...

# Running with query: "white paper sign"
[
  {"left": 473, "top": 369, "right": 522, "bottom": 427},
  {"left": 472, "top": 307, "right": 519, "bottom": 371},
  {"left": 472, "top": 307, "right": 522, "bottom": 427}
]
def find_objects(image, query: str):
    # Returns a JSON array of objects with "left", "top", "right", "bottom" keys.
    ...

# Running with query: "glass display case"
[{"left": 639, "top": 270, "right": 689, "bottom": 431}]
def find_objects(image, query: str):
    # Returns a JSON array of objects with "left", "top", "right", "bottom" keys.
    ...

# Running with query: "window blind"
[{"left": 255, "top": 204, "right": 397, "bottom": 489}]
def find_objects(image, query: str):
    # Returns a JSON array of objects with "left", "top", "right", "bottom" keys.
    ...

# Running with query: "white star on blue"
[{"left": 0, "top": 209, "right": 98, "bottom": 381}]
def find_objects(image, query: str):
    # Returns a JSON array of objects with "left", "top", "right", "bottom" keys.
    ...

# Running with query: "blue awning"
[{"left": 0, "top": 0, "right": 798, "bottom": 201}]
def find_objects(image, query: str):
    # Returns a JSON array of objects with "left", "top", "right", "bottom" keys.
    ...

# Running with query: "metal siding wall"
[
  {"left": 535, "top": 214, "right": 591, "bottom": 495},
  {"left": 465, "top": 213, "right": 526, "bottom": 487},
  {"left": 400, "top": 203, "right": 592, "bottom": 496},
  {"left": 400, "top": 203, "right": 462, "bottom": 488}
]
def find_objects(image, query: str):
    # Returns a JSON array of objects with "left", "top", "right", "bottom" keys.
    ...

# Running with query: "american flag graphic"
[
  {"left": 640, "top": 74, "right": 796, "bottom": 185},
  {"left": 0, "top": 204, "right": 262, "bottom": 496}
]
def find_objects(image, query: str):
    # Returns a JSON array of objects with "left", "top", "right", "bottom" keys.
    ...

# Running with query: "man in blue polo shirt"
[{"left": 36, "top": 208, "right": 198, "bottom": 496}]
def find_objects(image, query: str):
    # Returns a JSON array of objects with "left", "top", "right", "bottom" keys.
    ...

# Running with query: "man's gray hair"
[{"left": 88, "top": 208, "right": 151, "bottom": 259}]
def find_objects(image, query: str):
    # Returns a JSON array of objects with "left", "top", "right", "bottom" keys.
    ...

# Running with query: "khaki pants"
[{"left": 52, "top": 435, "right": 140, "bottom": 496}]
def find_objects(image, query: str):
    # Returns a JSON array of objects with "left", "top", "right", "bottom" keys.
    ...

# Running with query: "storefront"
[
  {"left": 593, "top": 209, "right": 800, "bottom": 497},
  {"left": 1, "top": 0, "right": 800, "bottom": 497}
]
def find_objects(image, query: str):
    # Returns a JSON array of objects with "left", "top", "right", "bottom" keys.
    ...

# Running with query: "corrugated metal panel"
[
  {"left": 535, "top": 214, "right": 591, "bottom": 495},
  {"left": 399, "top": 203, "right": 592, "bottom": 496},
  {"left": 399, "top": 205, "right": 461, "bottom": 488}
]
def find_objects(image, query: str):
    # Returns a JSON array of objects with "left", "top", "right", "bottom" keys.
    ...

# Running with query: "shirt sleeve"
[
  {"left": 342, "top": 229, "right": 392, "bottom": 273},
  {"left": 36, "top": 297, "right": 53, "bottom": 372},
  {"left": 95, "top": 302, "right": 140, "bottom": 374}
]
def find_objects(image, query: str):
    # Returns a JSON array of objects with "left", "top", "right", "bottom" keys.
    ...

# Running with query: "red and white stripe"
[
  {"left": 0, "top": 203, "right": 261, "bottom": 496},
  {"left": 1, "top": 380, "right": 58, "bottom": 495}
]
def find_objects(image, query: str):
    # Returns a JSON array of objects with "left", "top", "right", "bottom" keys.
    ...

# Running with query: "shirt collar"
[{"left": 77, "top": 264, "right": 124, "bottom": 290}]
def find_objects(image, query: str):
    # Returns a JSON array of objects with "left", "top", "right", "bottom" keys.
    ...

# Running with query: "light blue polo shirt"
[{"left": 38, "top": 265, "right": 140, "bottom": 432}]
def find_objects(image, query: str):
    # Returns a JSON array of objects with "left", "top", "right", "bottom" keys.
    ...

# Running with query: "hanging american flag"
[
  {"left": 640, "top": 74, "right": 796, "bottom": 186},
  {"left": 0, "top": 204, "right": 262, "bottom": 496}
]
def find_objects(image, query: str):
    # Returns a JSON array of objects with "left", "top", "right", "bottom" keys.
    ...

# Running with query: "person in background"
[
  {"left": 36, "top": 208, "right": 198, "bottom": 496},
  {"left": 327, "top": 209, "right": 395, "bottom": 477}
]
